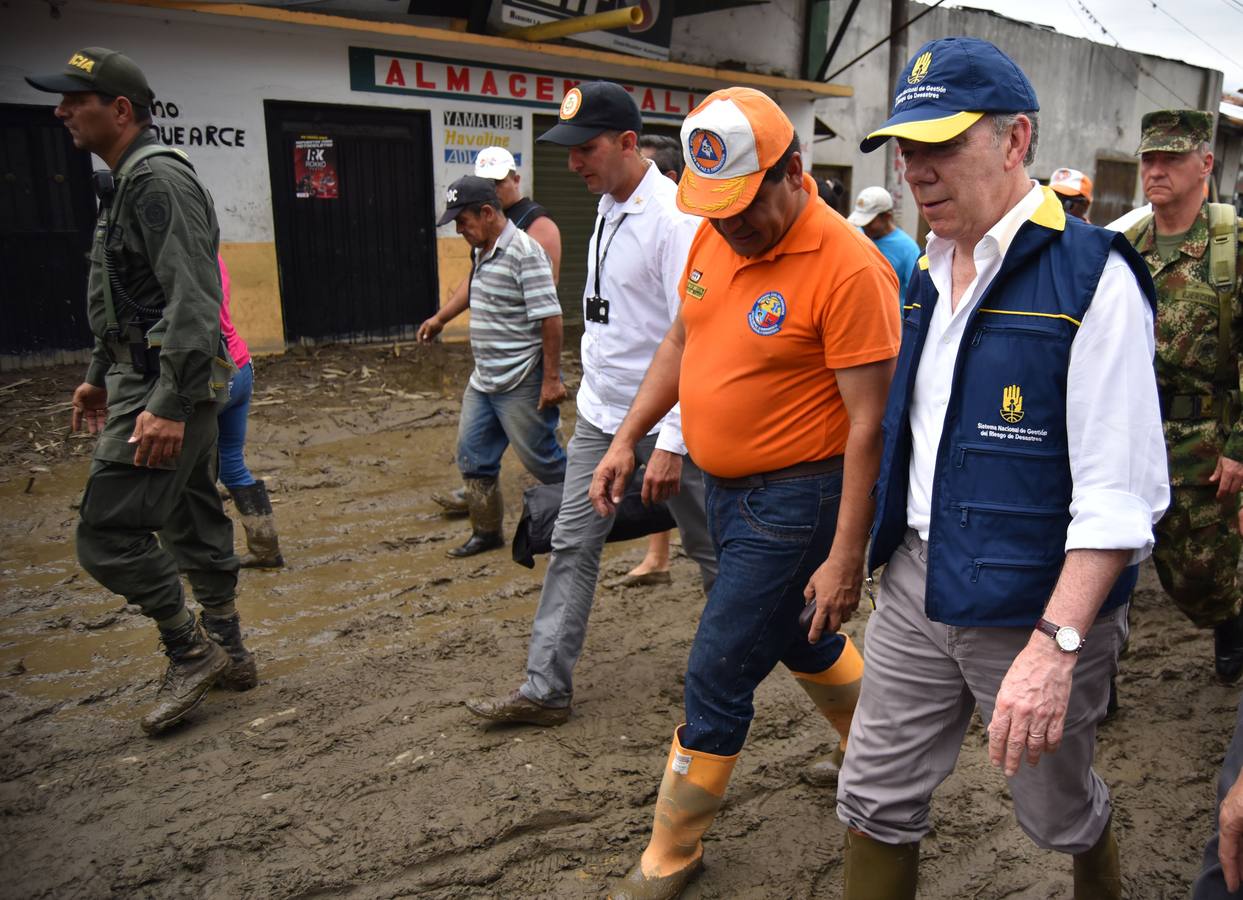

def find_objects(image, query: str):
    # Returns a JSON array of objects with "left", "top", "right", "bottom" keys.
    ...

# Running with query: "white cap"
[
  {"left": 847, "top": 186, "right": 894, "bottom": 226},
  {"left": 474, "top": 146, "right": 516, "bottom": 180}
]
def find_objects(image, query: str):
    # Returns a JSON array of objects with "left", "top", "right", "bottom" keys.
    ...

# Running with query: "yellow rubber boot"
[
  {"left": 843, "top": 828, "right": 919, "bottom": 900},
  {"left": 609, "top": 726, "right": 738, "bottom": 900},
  {"left": 791, "top": 634, "right": 863, "bottom": 785}
]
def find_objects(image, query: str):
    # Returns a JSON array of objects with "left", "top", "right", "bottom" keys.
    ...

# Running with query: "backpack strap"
[{"left": 1207, "top": 202, "right": 1239, "bottom": 389}]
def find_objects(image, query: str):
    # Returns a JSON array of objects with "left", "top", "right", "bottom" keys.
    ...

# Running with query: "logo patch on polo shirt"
[
  {"left": 688, "top": 129, "right": 727, "bottom": 176},
  {"left": 686, "top": 281, "right": 706, "bottom": 299},
  {"left": 690, "top": 269, "right": 702, "bottom": 282},
  {"left": 748, "top": 291, "right": 786, "bottom": 335}
]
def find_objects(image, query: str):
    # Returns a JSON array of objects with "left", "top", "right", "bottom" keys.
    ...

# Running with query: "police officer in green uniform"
[
  {"left": 1126, "top": 109, "right": 1243, "bottom": 682},
  {"left": 26, "top": 48, "right": 257, "bottom": 734}
]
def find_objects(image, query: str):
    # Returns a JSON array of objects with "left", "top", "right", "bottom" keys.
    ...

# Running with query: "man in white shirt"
[
  {"left": 834, "top": 38, "right": 1168, "bottom": 898},
  {"left": 465, "top": 81, "right": 717, "bottom": 726}
]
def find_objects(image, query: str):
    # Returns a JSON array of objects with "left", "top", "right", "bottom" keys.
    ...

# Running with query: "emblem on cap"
[
  {"left": 688, "top": 129, "right": 728, "bottom": 176},
  {"left": 560, "top": 88, "right": 583, "bottom": 120},
  {"left": 748, "top": 291, "right": 787, "bottom": 336},
  {"left": 68, "top": 52, "right": 96, "bottom": 74},
  {"left": 907, "top": 51, "right": 932, "bottom": 85},
  {"left": 445, "top": 187, "right": 458, "bottom": 203}
]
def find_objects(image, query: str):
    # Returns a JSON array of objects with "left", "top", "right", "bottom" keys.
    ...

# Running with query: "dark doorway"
[
  {"left": 0, "top": 104, "right": 96, "bottom": 359},
  {"left": 264, "top": 101, "right": 438, "bottom": 343},
  {"left": 1093, "top": 158, "right": 1139, "bottom": 228}
]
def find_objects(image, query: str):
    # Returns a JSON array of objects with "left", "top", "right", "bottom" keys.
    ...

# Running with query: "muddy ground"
[{"left": 0, "top": 343, "right": 1237, "bottom": 899}]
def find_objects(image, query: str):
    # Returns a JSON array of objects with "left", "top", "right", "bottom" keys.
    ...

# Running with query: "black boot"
[
  {"left": 201, "top": 612, "right": 259, "bottom": 691},
  {"left": 1215, "top": 611, "right": 1243, "bottom": 684},
  {"left": 228, "top": 480, "right": 285, "bottom": 568},
  {"left": 447, "top": 478, "right": 504, "bottom": 558},
  {"left": 140, "top": 614, "right": 229, "bottom": 736}
]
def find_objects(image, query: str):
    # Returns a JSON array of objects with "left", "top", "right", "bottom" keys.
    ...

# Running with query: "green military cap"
[
  {"left": 1137, "top": 108, "right": 1214, "bottom": 154},
  {"left": 25, "top": 47, "right": 155, "bottom": 108}
]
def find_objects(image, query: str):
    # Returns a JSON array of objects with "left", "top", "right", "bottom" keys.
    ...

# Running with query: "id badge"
[{"left": 585, "top": 296, "right": 610, "bottom": 324}]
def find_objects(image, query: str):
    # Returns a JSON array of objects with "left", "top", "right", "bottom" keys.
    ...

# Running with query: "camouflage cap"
[{"left": 1137, "top": 108, "right": 1213, "bottom": 155}]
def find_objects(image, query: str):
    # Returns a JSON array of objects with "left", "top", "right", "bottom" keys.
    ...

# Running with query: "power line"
[
  {"left": 1073, "top": 0, "right": 1188, "bottom": 106},
  {"left": 822, "top": 0, "right": 949, "bottom": 82},
  {"left": 1214, "top": 0, "right": 1243, "bottom": 17},
  {"left": 1147, "top": 0, "right": 1243, "bottom": 74}
]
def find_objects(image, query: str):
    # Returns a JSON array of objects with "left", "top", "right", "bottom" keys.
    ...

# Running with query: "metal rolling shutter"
[{"left": 532, "top": 115, "right": 596, "bottom": 328}]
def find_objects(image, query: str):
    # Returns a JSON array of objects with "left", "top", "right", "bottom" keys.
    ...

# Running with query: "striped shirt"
[{"left": 468, "top": 219, "right": 562, "bottom": 393}]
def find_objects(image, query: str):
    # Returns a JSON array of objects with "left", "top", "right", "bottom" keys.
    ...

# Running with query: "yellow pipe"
[{"left": 502, "top": 6, "right": 643, "bottom": 43}]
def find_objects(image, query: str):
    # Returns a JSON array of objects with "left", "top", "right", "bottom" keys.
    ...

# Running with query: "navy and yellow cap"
[
  {"left": 860, "top": 37, "right": 1038, "bottom": 153},
  {"left": 25, "top": 47, "right": 155, "bottom": 107}
]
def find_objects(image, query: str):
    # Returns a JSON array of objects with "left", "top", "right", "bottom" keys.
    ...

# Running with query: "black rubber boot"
[
  {"left": 201, "top": 612, "right": 259, "bottom": 691},
  {"left": 228, "top": 480, "right": 285, "bottom": 568},
  {"left": 140, "top": 614, "right": 229, "bottom": 736},
  {"left": 1215, "top": 611, "right": 1243, "bottom": 684},
  {"left": 447, "top": 478, "right": 504, "bottom": 558}
]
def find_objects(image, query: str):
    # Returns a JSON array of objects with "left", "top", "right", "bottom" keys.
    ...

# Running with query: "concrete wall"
[
  {"left": 813, "top": 2, "right": 1223, "bottom": 231},
  {"left": 671, "top": 0, "right": 807, "bottom": 79}
]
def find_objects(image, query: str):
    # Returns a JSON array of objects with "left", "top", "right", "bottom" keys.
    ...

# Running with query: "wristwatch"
[{"left": 1036, "top": 617, "right": 1084, "bottom": 653}]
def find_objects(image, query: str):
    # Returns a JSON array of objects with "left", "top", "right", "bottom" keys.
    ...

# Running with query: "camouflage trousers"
[{"left": 1153, "top": 484, "right": 1243, "bottom": 628}]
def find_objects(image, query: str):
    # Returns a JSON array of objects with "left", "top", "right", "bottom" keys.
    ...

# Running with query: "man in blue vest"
[{"left": 834, "top": 38, "right": 1169, "bottom": 898}]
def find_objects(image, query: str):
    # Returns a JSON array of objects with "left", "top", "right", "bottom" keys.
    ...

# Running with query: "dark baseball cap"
[
  {"left": 537, "top": 81, "right": 642, "bottom": 146},
  {"left": 25, "top": 47, "right": 155, "bottom": 107},
  {"left": 437, "top": 175, "right": 499, "bottom": 226},
  {"left": 860, "top": 37, "right": 1038, "bottom": 153}
]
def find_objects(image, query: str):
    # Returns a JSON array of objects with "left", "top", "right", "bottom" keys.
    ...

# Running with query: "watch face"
[{"left": 1055, "top": 626, "right": 1081, "bottom": 652}]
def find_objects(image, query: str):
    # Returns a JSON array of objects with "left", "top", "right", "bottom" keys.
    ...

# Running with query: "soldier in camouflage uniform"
[
  {"left": 26, "top": 49, "right": 258, "bottom": 733},
  {"left": 1126, "top": 109, "right": 1243, "bottom": 682}
]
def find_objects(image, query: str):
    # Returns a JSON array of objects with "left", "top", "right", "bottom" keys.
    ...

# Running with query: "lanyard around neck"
[{"left": 593, "top": 212, "right": 629, "bottom": 298}]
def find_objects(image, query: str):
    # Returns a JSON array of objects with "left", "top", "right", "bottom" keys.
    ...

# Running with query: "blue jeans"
[
  {"left": 457, "top": 363, "right": 566, "bottom": 483},
  {"left": 682, "top": 471, "right": 847, "bottom": 756},
  {"left": 217, "top": 361, "right": 255, "bottom": 489}
]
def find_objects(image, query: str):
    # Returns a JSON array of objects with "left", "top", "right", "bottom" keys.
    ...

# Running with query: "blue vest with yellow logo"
[{"left": 869, "top": 189, "right": 1157, "bottom": 627}]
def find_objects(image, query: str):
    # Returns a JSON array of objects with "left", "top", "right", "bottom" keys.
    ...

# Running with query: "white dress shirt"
[
  {"left": 577, "top": 160, "right": 699, "bottom": 454},
  {"left": 907, "top": 183, "right": 1169, "bottom": 561}
]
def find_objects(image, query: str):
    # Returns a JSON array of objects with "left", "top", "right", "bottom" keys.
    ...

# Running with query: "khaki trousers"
[{"left": 837, "top": 529, "right": 1126, "bottom": 854}]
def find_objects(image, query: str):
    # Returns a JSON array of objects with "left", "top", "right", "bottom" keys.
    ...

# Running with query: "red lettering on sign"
[
  {"left": 384, "top": 59, "right": 405, "bottom": 87},
  {"left": 562, "top": 78, "right": 579, "bottom": 97},
  {"left": 536, "top": 76, "right": 553, "bottom": 101},
  {"left": 509, "top": 73, "right": 527, "bottom": 98},
  {"left": 664, "top": 91, "right": 679, "bottom": 114},
  {"left": 641, "top": 88, "right": 656, "bottom": 111},
  {"left": 688, "top": 93, "right": 698, "bottom": 112},
  {"left": 415, "top": 62, "right": 436, "bottom": 89},
  {"left": 481, "top": 70, "right": 498, "bottom": 95},
  {"left": 447, "top": 66, "right": 470, "bottom": 92},
  {"left": 623, "top": 85, "right": 635, "bottom": 93}
]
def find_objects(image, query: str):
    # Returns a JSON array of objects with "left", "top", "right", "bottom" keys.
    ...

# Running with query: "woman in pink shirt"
[{"left": 217, "top": 257, "right": 283, "bottom": 567}]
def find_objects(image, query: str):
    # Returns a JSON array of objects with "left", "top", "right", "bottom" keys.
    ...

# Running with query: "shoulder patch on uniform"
[{"left": 137, "top": 191, "right": 171, "bottom": 231}]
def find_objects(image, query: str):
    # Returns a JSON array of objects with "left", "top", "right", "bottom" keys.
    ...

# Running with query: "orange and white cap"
[
  {"left": 1048, "top": 167, "right": 1093, "bottom": 202},
  {"left": 676, "top": 87, "right": 794, "bottom": 219}
]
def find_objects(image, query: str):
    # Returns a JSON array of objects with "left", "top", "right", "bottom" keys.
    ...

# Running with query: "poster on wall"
[
  {"left": 498, "top": 0, "right": 674, "bottom": 61},
  {"left": 441, "top": 110, "right": 525, "bottom": 183},
  {"left": 293, "top": 135, "right": 339, "bottom": 199}
]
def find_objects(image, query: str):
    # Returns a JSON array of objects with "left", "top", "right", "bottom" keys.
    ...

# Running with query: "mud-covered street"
[{"left": 0, "top": 344, "right": 1236, "bottom": 898}]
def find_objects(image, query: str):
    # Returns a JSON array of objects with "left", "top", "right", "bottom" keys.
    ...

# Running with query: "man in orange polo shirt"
[{"left": 590, "top": 87, "right": 900, "bottom": 898}]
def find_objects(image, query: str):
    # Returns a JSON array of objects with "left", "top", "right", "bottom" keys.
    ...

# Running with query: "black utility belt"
[
  {"left": 710, "top": 456, "right": 844, "bottom": 490},
  {"left": 1161, "top": 392, "right": 1221, "bottom": 421},
  {"left": 104, "top": 323, "right": 161, "bottom": 376}
]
